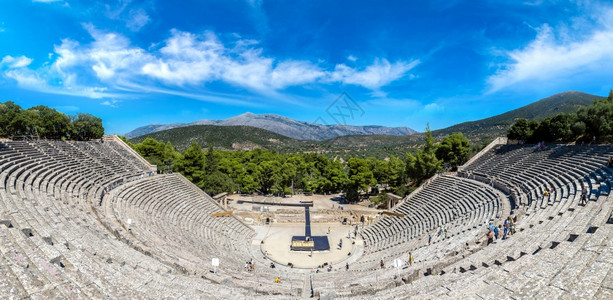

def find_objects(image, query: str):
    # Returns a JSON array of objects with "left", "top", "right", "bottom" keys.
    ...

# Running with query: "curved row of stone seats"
[
  {"left": 309, "top": 176, "right": 505, "bottom": 296},
  {"left": 0, "top": 140, "right": 298, "bottom": 298},
  {"left": 100, "top": 174, "right": 254, "bottom": 272},
  {"left": 462, "top": 144, "right": 613, "bottom": 206},
  {"left": 312, "top": 144, "right": 612, "bottom": 298},
  {"left": 358, "top": 175, "right": 503, "bottom": 258},
  {"left": 311, "top": 209, "right": 490, "bottom": 296},
  {"left": 99, "top": 174, "right": 307, "bottom": 293},
  {"left": 345, "top": 189, "right": 613, "bottom": 299},
  {"left": 339, "top": 144, "right": 613, "bottom": 299},
  {"left": 338, "top": 176, "right": 508, "bottom": 286}
]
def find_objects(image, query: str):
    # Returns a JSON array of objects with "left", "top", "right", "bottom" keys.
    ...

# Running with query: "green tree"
[
  {"left": 531, "top": 117, "right": 552, "bottom": 142},
  {"left": 406, "top": 124, "right": 441, "bottom": 183},
  {"left": 0, "top": 101, "right": 22, "bottom": 136},
  {"left": 507, "top": 118, "right": 533, "bottom": 141},
  {"left": 549, "top": 113, "right": 575, "bottom": 141},
  {"left": 202, "top": 172, "right": 235, "bottom": 195},
  {"left": 346, "top": 157, "right": 376, "bottom": 201},
  {"left": 175, "top": 142, "right": 206, "bottom": 186},
  {"left": 71, "top": 113, "right": 104, "bottom": 141},
  {"left": 133, "top": 138, "right": 179, "bottom": 172},
  {"left": 259, "top": 160, "right": 282, "bottom": 194},
  {"left": 577, "top": 99, "right": 613, "bottom": 140},
  {"left": 29, "top": 106, "right": 71, "bottom": 139},
  {"left": 323, "top": 160, "right": 347, "bottom": 193},
  {"left": 10, "top": 108, "right": 41, "bottom": 136},
  {"left": 370, "top": 158, "right": 390, "bottom": 185},
  {"left": 204, "top": 146, "right": 219, "bottom": 174},
  {"left": 435, "top": 132, "right": 470, "bottom": 170},
  {"left": 135, "top": 138, "right": 165, "bottom": 163},
  {"left": 387, "top": 155, "right": 406, "bottom": 187}
]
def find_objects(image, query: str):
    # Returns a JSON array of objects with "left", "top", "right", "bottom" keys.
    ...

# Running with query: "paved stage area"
[{"left": 255, "top": 223, "right": 364, "bottom": 269}]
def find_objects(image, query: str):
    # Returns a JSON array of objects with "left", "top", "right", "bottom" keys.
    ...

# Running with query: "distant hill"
[
  {"left": 129, "top": 91, "right": 604, "bottom": 159},
  {"left": 125, "top": 112, "right": 418, "bottom": 140},
  {"left": 431, "top": 91, "right": 602, "bottom": 141},
  {"left": 302, "top": 91, "right": 604, "bottom": 156},
  {"left": 129, "top": 125, "right": 309, "bottom": 152}
]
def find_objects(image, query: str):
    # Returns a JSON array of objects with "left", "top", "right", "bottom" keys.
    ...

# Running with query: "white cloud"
[
  {"left": 1, "top": 55, "right": 33, "bottom": 68},
  {"left": 101, "top": 98, "right": 121, "bottom": 108},
  {"left": 329, "top": 58, "right": 419, "bottom": 90},
  {"left": 126, "top": 8, "right": 150, "bottom": 32},
  {"left": 423, "top": 102, "right": 444, "bottom": 112},
  {"left": 32, "top": 0, "right": 62, "bottom": 2},
  {"left": 142, "top": 30, "right": 411, "bottom": 92},
  {"left": 4, "top": 68, "right": 114, "bottom": 99},
  {"left": 104, "top": 0, "right": 131, "bottom": 20},
  {"left": 53, "top": 24, "right": 152, "bottom": 82},
  {"left": 2, "top": 26, "right": 416, "bottom": 102},
  {"left": 487, "top": 8, "right": 613, "bottom": 93},
  {"left": 347, "top": 55, "right": 357, "bottom": 62}
]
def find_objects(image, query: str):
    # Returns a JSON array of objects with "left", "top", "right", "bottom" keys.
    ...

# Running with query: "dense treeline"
[
  {"left": 508, "top": 90, "right": 613, "bottom": 143},
  {"left": 125, "top": 128, "right": 471, "bottom": 202},
  {"left": 0, "top": 101, "right": 104, "bottom": 140}
]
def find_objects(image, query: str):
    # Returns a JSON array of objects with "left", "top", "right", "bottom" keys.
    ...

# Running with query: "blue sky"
[{"left": 1, "top": 0, "right": 612, "bottom": 135}]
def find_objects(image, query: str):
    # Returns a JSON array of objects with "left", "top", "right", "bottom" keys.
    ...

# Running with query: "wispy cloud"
[
  {"left": 4, "top": 68, "right": 116, "bottom": 98},
  {"left": 126, "top": 8, "right": 150, "bottom": 31},
  {"left": 246, "top": 0, "right": 269, "bottom": 35},
  {"left": 1, "top": 25, "right": 417, "bottom": 104},
  {"left": 104, "top": 0, "right": 150, "bottom": 32},
  {"left": 1, "top": 55, "right": 33, "bottom": 68},
  {"left": 487, "top": 5, "right": 613, "bottom": 93},
  {"left": 329, "top": 58, "right": 419, "bottom": 90},
  {"left": 101, "top": 98, "right": 121, "bottom": 108}
]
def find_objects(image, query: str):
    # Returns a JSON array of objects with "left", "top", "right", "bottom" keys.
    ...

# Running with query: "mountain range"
[
  {"left": 125, "top": 112, "right": 418, "bottom": 140},
  {"left": 128, "top": 91, "right": 604, "bottom": 159}
]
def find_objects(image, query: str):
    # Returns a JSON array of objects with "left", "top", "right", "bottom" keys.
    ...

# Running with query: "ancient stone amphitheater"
[{"left": 0, "top": 136, "right": 611, "bottom": 299}]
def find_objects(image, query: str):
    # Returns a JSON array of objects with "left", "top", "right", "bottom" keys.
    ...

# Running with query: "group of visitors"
[
  {"left": 486, "top": 216, "right": 516, "bottom": 246},
  {"left": 244, "top": 259, "right": 255, "bottom": 272},
  {"left": 427, "top": 227, "right": 448, "bottom": 246},
  {"left": 536, "top": 141, "right": 547, "bottom": 151},
  {"left": 315, "top": 263, "right": 333, "bottom": 273}
]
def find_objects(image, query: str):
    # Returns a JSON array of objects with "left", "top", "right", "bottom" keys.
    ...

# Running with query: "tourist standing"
[{"left": 487, "top": 229, "right": 494, "bottom": 245}]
